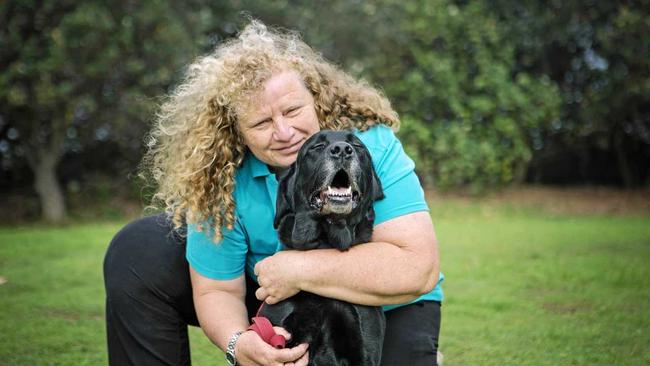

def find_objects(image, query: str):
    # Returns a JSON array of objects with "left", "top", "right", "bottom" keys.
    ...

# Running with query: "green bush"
[{"left": 364, "top": 0, "right": 562, "bottom": 190}]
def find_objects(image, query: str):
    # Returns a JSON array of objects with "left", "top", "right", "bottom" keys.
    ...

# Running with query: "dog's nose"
[{"left": 329, "top": 141, "right": 354, "bottom": 159}]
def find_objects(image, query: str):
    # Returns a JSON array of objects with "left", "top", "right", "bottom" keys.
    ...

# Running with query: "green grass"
[
  {"left": 433, "top": 202, "right": 650, "bottom": 365},
  {"left": 1, "top": 201, "right": 649, "bottom": 365},
  {"left": 0, "top": 222, "right": 223, "bottom": 366}
]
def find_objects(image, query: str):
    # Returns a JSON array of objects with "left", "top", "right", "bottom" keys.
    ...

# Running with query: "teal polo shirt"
[{"left": 187, "top": 124, "right": 444, "bottom": 308}]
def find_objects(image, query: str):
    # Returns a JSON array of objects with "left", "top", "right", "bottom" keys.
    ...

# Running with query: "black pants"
[{"left": 104, "top": 214, "right": 440, "bottom": 365}]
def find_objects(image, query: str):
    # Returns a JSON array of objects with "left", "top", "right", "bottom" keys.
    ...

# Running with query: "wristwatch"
[{"left": 226, "top": 331, "right": 244, "bottom": 366}]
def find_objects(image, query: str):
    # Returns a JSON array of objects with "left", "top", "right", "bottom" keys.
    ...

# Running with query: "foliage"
[
  {"left": 489, "top": 0, "right": 650, "bottom": 186},
  {"left": 1, "top": 1, "right": 177, "bottom": 160},
  {"left": 0, "top": 0, "right": 236, "bottom": 219},
  {"left": 1, "top": 0, "right": 648, "bottom": 221},
  {"left": 350, "top": 0, "right": 562, "bottom": 190}
]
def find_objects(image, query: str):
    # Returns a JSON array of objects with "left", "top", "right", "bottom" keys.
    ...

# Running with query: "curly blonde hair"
[{"left": 143, "top": 20, "right": 400, "bottom": 241}]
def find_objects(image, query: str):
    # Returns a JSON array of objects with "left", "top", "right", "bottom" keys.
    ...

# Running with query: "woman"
[{"left": 104, "top": 21, "right": 443, "bottom": 366}]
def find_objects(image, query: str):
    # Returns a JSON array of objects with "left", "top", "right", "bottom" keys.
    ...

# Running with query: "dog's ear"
[
  {"left": 352, "top": 134, "right": 384, "bottom": 203},
  {"left": 368, "top": 159, "right": 384, "bottom": 202},
  {"left": 275, "top": 164, "right": 322, "bottom": 248},
  {"left": 274, "top": 164, "right": 296, "bottom": 229},
  {"left": 369, "top": 167, "right": 385, "bottom": 202},
  {"left": 277, "top": 211, "right": 321, "bottom": 249},
  {"left": 290, "top": 211, "right": 321, "bottom": 248}
]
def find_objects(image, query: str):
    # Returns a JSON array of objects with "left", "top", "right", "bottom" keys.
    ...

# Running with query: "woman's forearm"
[
  {"left": 191, "top": 270, "right": 311, "bottom": 365},
  {"left": 295, "top": 211, "right": 439, "bottom": 305},
  {"left": 297, "top": 240, "right": 438, "bottom": 306},
  {"left": 189, "top": 269, "right": 250, "bottom": 350},
  {"left": 254, "top": 212, "right": 439, "bottom": 306},
  {"left": 194, "top": 289, "right": 250, "bottom": 350}
]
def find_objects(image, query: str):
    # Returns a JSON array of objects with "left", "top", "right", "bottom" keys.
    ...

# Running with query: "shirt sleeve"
[
  {"left": 368, "top": 126, "right": 430, "bottom": 225},
  {"left": 186, "top": 216, "right": 248, "bottom": 280}
]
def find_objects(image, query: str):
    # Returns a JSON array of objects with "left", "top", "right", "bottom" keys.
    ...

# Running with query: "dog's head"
[{"left": 274, "top": 130, "right": 384, "bottom": 250}]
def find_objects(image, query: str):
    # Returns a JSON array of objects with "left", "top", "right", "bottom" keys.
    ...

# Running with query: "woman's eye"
[
  {"left": 254, "top": 119, "right": 271, "bottom": 129},
  {"left": 285, "top": 107, "right": 300, "bottom": 117}
]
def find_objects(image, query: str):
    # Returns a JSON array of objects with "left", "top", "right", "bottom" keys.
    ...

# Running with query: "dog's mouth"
[{"left": 310, "top": 169, "right": 360, "bottom": 214}]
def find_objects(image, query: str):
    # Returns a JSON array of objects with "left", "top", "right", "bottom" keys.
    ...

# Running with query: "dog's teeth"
[{"left": 324, "top": 185, "right": 353, "bottom": 199}]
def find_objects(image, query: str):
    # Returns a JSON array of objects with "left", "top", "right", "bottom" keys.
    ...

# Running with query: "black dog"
[{"left": 259, "top": 130, "right": 386, "bottom": 366}]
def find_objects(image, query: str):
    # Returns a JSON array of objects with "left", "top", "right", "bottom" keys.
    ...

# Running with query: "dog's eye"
[{"left": 310, "top": 143, "right": 326, "bottom": 150}]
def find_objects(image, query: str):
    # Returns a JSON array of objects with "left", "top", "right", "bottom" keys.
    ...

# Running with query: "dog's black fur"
[{"left": 259, "top": 130, "right": 386, "bottom": 366}]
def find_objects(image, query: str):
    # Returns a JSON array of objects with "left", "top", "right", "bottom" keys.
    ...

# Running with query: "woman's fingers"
[
  {"left": 272, "top": 326, "right": 292, "bottom": 341},
  {"left": 265, "top": 295, "right": 281, "bottom": 305},
  {"left": 255, "top": 286, "right": 268, "bottom": 301},
  {"left": 293, "top": 348, "right": 310, "bottom": 366},
  {"left": 236, "top": 330, "right": 308, "bottom": 366},
  {"left": 255, "top": 286, "right": 283, "bottom": 304},
  {"left": 275, "top": 342, "right": 309, "bottom": 363}
]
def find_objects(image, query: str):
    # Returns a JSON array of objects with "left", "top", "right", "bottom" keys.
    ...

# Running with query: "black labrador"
[{"left": 259, "top": 130, "right": 386, "bottom": 366}]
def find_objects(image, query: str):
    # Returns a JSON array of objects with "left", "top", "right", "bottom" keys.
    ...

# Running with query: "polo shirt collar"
[{"left": 248, "top": 151, "right": 273, "bottom": 178}]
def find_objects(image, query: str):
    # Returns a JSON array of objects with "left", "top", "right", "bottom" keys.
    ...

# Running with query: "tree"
[
  {"left": 352, "top": 0, "right": 561, "bottom": 190},
  {"left": 0, "top": 0, "right": 234, "bottom": 221},
  {"left": 490, "top": 0, "right": 650, "bottom": 187}
]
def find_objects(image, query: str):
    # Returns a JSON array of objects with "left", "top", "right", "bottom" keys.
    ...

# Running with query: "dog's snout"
[{"left": 329, "top": 142, "right": 354, "bottom": 159}]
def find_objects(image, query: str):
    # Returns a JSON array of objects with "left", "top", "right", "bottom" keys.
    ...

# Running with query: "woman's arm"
[
  {"left": 190, "top": 267, "right": 309, "bottom": 365},
  {"left": 254, "top": 210, "right": 439, "bottom": 306},
  {"left": 190, "top": 269, "right": 249, "bottom": 349}
]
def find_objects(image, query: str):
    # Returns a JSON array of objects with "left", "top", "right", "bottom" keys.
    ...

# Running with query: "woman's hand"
[
  {"left": 254, "top": 251, "right": 305, "bottom": 304},
  {"left": 235, "top": 328, "right": 309, "bottom": 366}
]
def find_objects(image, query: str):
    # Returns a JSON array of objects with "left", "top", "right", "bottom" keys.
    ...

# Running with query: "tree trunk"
[
  {"left": 33, "top": 151, "right": 66, "bottom": 223},
  {"left": 613, "top": 131, "right": 637, "bottom": 188},
  {"left": 512, "top": 160, "right": 529, "bottom": 185}
]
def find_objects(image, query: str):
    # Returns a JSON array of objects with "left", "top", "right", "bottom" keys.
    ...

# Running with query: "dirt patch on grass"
[
  {"left": 541, "top": 301, "right": 593, "bottom": 315},
  {"left": 426, "top": 186, "right": 650, "bottom": 216},
  {"left": 44, "top": 308, "right": 103, "bottom": 322}
]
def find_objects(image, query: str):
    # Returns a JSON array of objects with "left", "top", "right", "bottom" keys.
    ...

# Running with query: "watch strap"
[{"left": 226, "top": 330, "right": 244, "bottom": 366}]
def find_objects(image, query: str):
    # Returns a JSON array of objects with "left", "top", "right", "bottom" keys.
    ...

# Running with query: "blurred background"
[
  {"left": 1, "top": 0, "right": 648, "bottom": 223},
  {"left": 1, "top": 1, "right": 650, "bottom": 365}
]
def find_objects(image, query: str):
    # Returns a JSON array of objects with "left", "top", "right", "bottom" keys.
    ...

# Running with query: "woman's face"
[{"left": 238, "top": 70, "right": 320, "bottom": 170}]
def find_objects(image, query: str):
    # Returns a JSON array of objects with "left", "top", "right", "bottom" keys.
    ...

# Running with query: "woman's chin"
[
  {"left": 277, "top": 154, "right": 299, "bottom": 168},
  {"left": 268, "top": 158, "right": 296, "bottom": 173}
]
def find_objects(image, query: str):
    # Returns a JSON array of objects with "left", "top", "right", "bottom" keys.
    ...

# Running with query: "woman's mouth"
[{"left": 274, "top": 139, "right": 304, "bottom": 155}]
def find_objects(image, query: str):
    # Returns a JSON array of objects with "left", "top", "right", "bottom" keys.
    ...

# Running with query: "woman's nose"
[{"left": 273, "top": 118, "right": 294, "bottom": 141}]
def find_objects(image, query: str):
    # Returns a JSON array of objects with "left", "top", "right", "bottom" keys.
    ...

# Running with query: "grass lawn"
[{"left": 1, "top": 189, "right": 649, "bottom": 365}]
